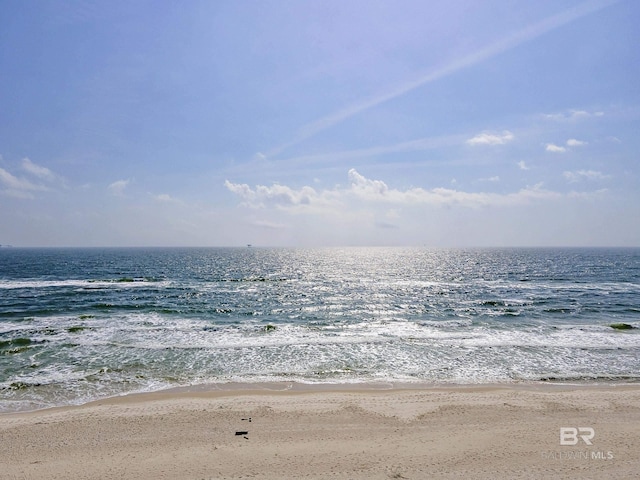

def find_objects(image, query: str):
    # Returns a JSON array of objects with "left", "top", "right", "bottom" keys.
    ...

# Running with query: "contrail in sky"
[{"left": 267, "top": 0, "right": 619, "bottom": 158}]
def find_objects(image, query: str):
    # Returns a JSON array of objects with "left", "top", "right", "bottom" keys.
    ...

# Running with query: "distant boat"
[{"left": 247, "top": 244, "right": 252, "bottom": 247}]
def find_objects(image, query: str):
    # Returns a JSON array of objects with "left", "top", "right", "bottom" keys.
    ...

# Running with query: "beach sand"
[{"left": 1, "top": 384, "right": 639, "bottom": 479}]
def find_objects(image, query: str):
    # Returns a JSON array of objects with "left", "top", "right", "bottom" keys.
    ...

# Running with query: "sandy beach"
[{"left": 1, "top": 384, "right": 639, "bottom": 479}]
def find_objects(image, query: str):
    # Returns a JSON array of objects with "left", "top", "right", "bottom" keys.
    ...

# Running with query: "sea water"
[{"left": 1, "top": 247, "right": 639, "bottom": 411}]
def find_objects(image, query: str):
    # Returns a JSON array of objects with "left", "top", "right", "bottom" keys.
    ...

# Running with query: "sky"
[{"left": 1, "top": 0, "right": 639, "bottom": 247}]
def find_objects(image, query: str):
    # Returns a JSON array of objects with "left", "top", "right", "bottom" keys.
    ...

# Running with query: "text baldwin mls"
[{"left": 540, "top": 427, "right": 614, "bottom": 461}]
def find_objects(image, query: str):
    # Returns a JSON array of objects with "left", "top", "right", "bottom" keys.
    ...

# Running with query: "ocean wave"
[{"left": 2, "top": 246, "right": 640, "bottom": 411}]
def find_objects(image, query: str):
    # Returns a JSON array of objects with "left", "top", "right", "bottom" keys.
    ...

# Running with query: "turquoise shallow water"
[{"left": 1, "top": 247, "right": 639, "bottom": 411}]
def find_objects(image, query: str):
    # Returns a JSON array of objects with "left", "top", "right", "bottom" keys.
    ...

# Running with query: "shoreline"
[
  {"left": 5, "top": 377, "right": 640, "bottom": 416},
  {"left": 2, "top": 383, "right": 639, "bottom": 478},
  {"left": 4, "top": 377, "right": 640, "bottom": 416}
]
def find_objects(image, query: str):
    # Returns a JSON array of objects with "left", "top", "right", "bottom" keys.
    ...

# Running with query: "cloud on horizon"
[{"left": 225, "top": 169, "right": 601, "bottom": 214}]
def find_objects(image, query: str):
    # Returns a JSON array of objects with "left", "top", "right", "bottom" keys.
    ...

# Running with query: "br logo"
[{"left": 560, "top": 427, "right": 595, "bottom": 446}]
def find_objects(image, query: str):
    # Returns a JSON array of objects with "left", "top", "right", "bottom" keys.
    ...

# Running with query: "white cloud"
[
  {"left": 546, "top": 138, "right": 588, "bottom": 153},
  {"left": 348, "top": 178, "right": 564, "bottom": 207},
  {"left": 21, "top": 158, "right": 57, "bottom": 181},
  {"left": 0, "top": 166, "right": 48, "bottom": 198},
  {"left": 545, "top": 143, "right": 567, "bottom": 153},
  {"left": 0, "top": 158, "right": 64, "bottom": 198},
  {"left": 151, "top": 193, "right": 185, "bottom": 205},
  {"left": 154, "top": 193, "right": 173, "bottom": 202},
  {"left": 466, "top": 130, "right": 514, "bottom": 146},
  {"left": 518, "top": 161, "right": 530, "bottom": 170},
  {"left": 0, "top": 167, "right": 39, "bottom": 191},
  {"left": 543, "top": 109, "right": 605, "bottom": 121},
  {"left": 563, "top": 170, "right": 610, "bottom": 183},
  {"left": 226, "top": 169, "right": 591, "bottom": 213},
  {"left": 348, "top": 168, "right": 391, "bottom": 196},
  {"left": 224, "top": 179, "right": 332, "bottom": 210},
  {"left": 108, "top": 179, "right": 130, "bottom": 196}
]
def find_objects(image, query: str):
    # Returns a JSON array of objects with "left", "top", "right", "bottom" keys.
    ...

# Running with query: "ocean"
[{"left": 1, "top": 247, "right": 639, "bottom": 412}]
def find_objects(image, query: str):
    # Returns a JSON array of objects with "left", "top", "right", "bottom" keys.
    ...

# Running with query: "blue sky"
[{"left": 1, "top": 0, "right": 638, "bottom": 247}]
